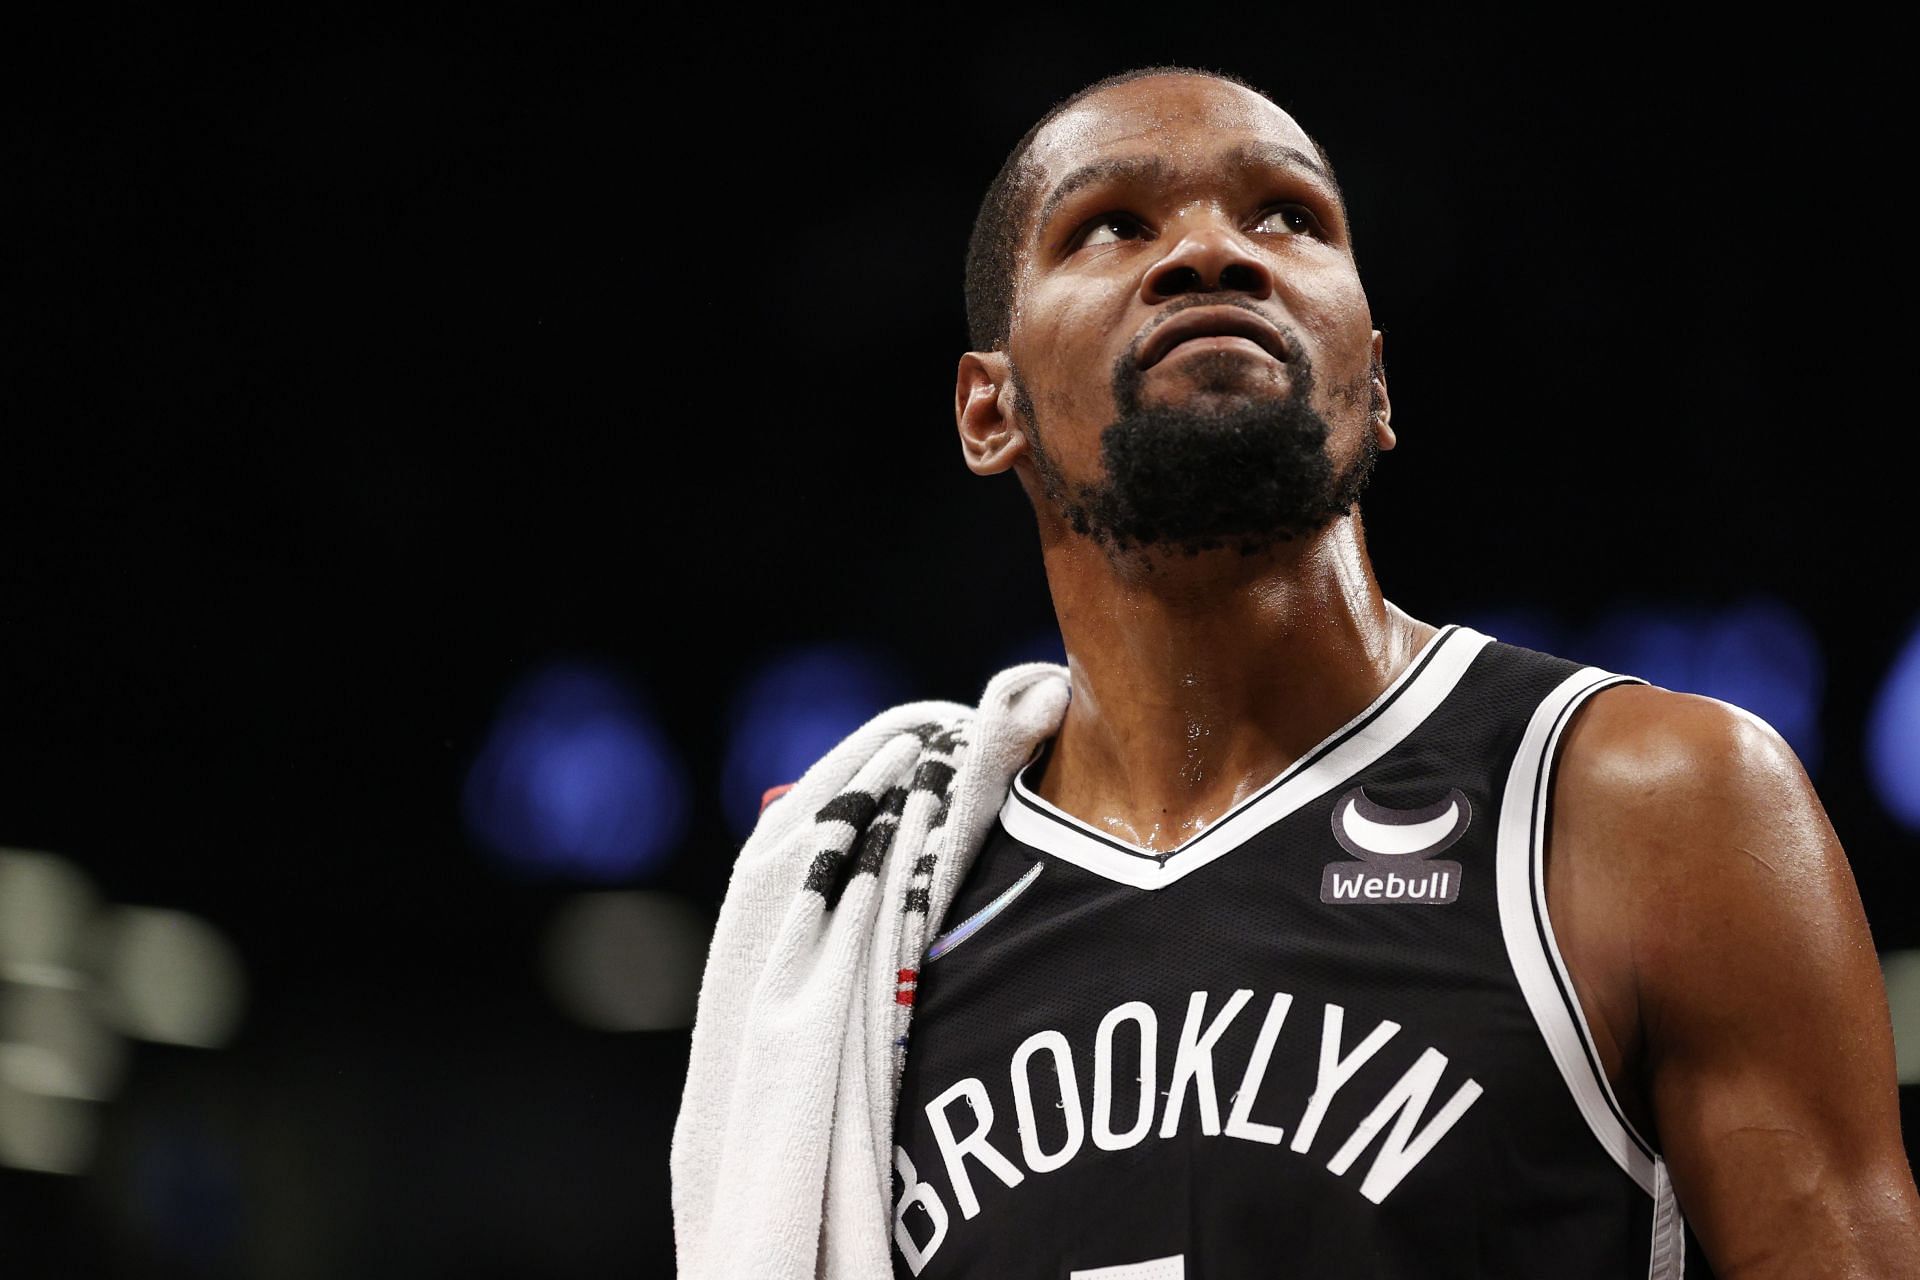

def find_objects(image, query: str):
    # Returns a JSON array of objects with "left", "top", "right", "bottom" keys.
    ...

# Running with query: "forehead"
[{"left": 1026, "top": 75, "right": 1317, "bottom": 195}]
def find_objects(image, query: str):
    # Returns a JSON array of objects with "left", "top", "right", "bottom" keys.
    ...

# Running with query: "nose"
[{"left": 1142, "top": 215, "right": 1274, "bottom": 303}]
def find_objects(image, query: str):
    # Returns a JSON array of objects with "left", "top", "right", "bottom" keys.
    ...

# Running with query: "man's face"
[{"left": 996, "top": 75, "right": 1385, "bottom": 558}]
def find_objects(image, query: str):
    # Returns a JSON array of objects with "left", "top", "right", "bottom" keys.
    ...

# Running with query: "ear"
[
  {"left": 955, "top": 350, "right": 1026, "bottom": 476},
  {"left": 1369, "top": 329, "right": 1395, "bottom": 452}
]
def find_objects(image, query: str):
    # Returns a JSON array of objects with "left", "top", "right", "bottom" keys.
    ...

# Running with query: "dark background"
[{"left": 6, "top": 13, "right": 1915, "bottom": 1277}]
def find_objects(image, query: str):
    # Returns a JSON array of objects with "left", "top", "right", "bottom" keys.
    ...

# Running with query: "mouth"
[{"left": 1135, "top": 306, "right": 1292, "bottom": 371}]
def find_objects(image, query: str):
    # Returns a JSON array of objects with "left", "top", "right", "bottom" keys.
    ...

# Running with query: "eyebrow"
[
  {"left": 1225, "top": 142, "right": 1338, "bottom": 194},
  {"left": 1033, "top": 141, "right": 1341, "bottom": 240},
  {"left": 1035, "top": 155, "right": 1170, "bottom": 237}
]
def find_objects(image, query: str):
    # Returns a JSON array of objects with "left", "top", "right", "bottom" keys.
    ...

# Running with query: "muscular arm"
[{"left": 1549, "top": 686, "right": 1920, "bottom": 1277}]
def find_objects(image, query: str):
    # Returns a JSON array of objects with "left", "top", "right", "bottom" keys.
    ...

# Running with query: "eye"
[
  {"left": 1253, "top": 204, "right": 1319, "bottom": 236},
  {"left": 1078, "top": 212, "right": 1147, "bottom": 249}
]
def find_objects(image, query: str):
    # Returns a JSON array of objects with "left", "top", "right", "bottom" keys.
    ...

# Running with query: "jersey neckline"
[{"left": 998, "top": 623, "right": 1491, "bottom": 891}]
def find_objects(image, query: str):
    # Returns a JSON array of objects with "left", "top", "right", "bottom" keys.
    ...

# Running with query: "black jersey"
[{"left": 889, "top": 625, "right": 1711, "bottom": 1279}]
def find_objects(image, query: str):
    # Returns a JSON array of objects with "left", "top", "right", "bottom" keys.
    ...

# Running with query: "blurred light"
[
  {"left": 722, "top": 644, "right": 909, "bottom": 836},
  {"left": 464, "top": 663, "right": 690, "bottom": 881},
  {"left": 0, "top": 986, "right": 126, "bottom": 1100},
  {"left": 1460, "top": 607, "right": 1567, "bottom": 657},
  {"left": 0, "top": 1080, "right": 99, "bottom": 1175},
  {"left": 1695, "top": 598, "right": 1823, "bottom": 771},
  {"left": 989, "top": 629, "right": 1067, "bottom": 676},
  {"left": 1867, "top": 616, "right": 1920, "bottom": 831},
  {"left": 90, "top": 908, "right": 247, "bottom": 1049},
  {"left": 1581, "top": 607, "right": 1701, "bottom": 692},
  {"left": 1579, "top": 597, "right": 1824, "bottom": 770},
  {"left": 0, "top": 849, "right": 99, "bottom": 986},
  {"left": 542, "top": 891, "right": 710, "bottom": 1031},
  {"left": 1882, "top": 950, "right": 1920, "bottom": 1084}
]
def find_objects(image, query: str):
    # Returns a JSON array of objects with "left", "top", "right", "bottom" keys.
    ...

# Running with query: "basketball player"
[{"left": 878, "top": 67, "right": 1920, "bottom": 1277}]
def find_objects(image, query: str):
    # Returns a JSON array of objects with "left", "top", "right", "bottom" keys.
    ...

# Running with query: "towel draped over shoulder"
[{"left": 671, "top": 661, "right": 1072, "bottom": 1279}]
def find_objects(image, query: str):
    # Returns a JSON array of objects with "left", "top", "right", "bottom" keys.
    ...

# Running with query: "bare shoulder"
[
  {"left": 1555, "top": 681, "right": 1809, "bottom": 809},
  {"left": 1549, "top": 683, "right": 1920, "bottom": 1275},
  {"left": 1550, "top": 682, "right": 1833, "bottom": 887},
  {"left": 1548, "top": 681, "right": 1854, "bottom": 1004}
]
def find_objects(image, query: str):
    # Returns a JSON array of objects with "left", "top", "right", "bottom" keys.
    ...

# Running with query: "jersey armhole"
[
  {"left": 1496, "top": 667, "right": 1689, "bottom": 1277},
  {"left": 1495, "top": 670, "right": 1664, "bottom": 1191}
]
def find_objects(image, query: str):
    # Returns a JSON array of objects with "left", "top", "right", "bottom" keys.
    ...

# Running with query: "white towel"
[{"left": 670, "top": 660, "right": 1072, "bottom": 1279}]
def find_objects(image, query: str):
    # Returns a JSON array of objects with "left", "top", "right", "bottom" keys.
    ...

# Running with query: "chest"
[{"left": 884, "top": 639, "right": 1670, "bottom": 1278}]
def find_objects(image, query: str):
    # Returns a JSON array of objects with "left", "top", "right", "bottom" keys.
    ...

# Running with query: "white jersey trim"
[
  {"left": 1000, "top": 625, "right": 1492, "bottom": 890},
  {"left": 1649, "top": 1155, "right": 1687, "bottom": 1279},
  {"left": 1495, "top": 666, "right": 1674, "bottom": 1212}
]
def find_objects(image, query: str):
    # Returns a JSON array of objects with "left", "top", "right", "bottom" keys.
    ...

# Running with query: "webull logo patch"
[{"left": 1320, "top": 786, "right": 1471, "bottom": 906}]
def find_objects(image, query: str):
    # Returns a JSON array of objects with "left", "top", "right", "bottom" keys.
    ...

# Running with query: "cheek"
[
  {"left": 1019, "top": 275, "right": 1133, "bottom": 425},
  {"left": 1290, "top": 273, "right": 1373, "bottom": 380}
]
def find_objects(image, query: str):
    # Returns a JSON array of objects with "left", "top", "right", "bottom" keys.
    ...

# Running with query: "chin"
[
  {"left": 1145, "top": 383, "right": 1292, "bottom": 417},
  {"left": 1153, "top": 360, "right": 1291, "bottom": 404}
]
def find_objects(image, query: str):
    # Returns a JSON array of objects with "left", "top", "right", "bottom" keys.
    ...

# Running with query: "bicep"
[{"left": 1624, "top": 703, "right": 1919, "bottom": 1275}]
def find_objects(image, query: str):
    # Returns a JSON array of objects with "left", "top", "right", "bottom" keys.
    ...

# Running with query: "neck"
[{"left": 1030, "top": 512, "right": 1435, "bottom": 853}]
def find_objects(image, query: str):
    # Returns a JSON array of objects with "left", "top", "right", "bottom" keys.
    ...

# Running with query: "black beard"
[{"left": 1019, "top": 335, "right": 1378, "bottom": 559}]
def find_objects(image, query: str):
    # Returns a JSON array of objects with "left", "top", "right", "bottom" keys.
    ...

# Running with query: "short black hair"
[{"left": 963, "top": 65, "right": 1345, "bottom": 353}]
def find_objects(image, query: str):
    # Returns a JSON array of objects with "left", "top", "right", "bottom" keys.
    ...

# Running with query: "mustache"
[
  {"left": 1113, "top": 300, "right": 1313, "bottom": 414},
  {"left": 1121, "top": 296, "right": 1304, "bottom": 368}
]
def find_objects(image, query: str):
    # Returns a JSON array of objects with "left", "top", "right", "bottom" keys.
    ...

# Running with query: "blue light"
[
  {"left": 462, "top": 663, "right": 689, "bottom": 881},
  {"left": 1696, "top": 598, "right": 1823, "bottom": 771},
  {"left": 1867, "top": 616, "right": 1920, "bottom": 830},
  {"left": 722, "top": 644, "right": 908, "bottom": 836},
  {"left": 990, "top": 629, "right": 1067, "bottom": 674},
  {"left": 1580, "top": 607, "right": 1701, "bottom": 694},
  {"left": 1459, "top": 607, "right": 1567, "bottom": 657},
  {"left": 1579, "top": 598, "right": 1823, "bottom": 770}
]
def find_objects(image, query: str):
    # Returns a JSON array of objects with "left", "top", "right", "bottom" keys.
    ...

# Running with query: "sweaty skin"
[{"left": 952, "top": 73, "right": 1920, "bottom": 1276}]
